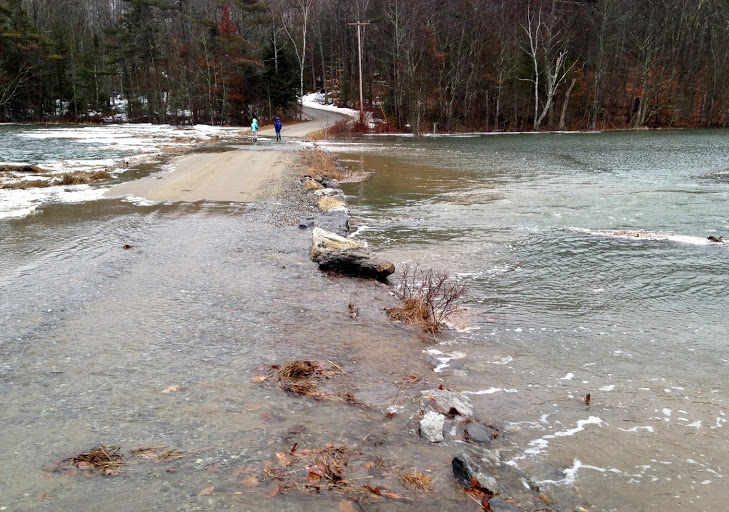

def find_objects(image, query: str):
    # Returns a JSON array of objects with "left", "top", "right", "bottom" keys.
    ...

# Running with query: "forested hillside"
[{"left": 2, "top": 0, "right": 729, "bottom": 131}]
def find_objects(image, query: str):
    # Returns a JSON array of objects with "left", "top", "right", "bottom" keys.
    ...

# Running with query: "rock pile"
[
  {"left": 299, "top": 174, "right": 395, "bottom": 282},
  {"left": 416, "top": 388, "right": 548, "bottom": 509}
]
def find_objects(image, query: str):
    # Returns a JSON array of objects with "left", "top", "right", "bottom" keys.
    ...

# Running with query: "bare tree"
[
  {"left": 522, "top": 0, "right": 578, "bottom": 130},
  {"left": 282, "top": 0, "right": 316, "bottom": 115}
]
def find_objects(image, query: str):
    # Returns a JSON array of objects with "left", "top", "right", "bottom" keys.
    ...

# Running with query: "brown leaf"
[
  {"left": 275, "top": 452, "right": 294, "bottom": 467},
  {"left": 288, "top": 424, "right": 306, "bottom": 435},
  {"left": 307, "top": 464, "right": 326, "bottom": 482},
  {"left": 231, "top": 465, "right": 254, "bottom": 478},
  {"left": 363, "top": 485, "right": 404, "bottom": 500},
  {"left": 338, "top": 500, "right": 356, "bottom": 512},
  {"left": 241, "top": 476, "right": 259, "bottom": 488},
  {"left": 197, "top": 486, "right": 214, "bottom": 497},
  {"left": 161, "top": 385, "right": 178, "bottom": 394},
  {"left": 252, "top": 376, "right": 269, "bottom": 383},
  {"left": 265, "top": 483, "right": 281, "bottom": 498}
]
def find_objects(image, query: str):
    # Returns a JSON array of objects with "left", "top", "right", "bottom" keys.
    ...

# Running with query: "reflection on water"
[{"left": 335, "top": 130, "right": 729, "bottom": 511}]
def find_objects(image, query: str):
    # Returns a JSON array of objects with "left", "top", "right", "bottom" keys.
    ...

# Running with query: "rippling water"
[{"left": 331, "top": 130, "right": 729, "bottom": 511}]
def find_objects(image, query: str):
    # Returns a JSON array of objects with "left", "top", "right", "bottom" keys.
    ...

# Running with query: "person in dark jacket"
[{"left": 274, "top": 117, "right": 282, "bottom": 141}]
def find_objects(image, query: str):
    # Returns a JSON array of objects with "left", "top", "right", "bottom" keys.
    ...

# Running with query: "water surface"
[{"left": 332, "top": 130, "right": 729, "bottom": 511}]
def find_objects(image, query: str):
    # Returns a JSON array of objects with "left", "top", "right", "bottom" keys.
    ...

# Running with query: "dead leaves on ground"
[
  {"left": 252, "top": 360, "right": 369, "bottom": 409},
  {"left": 261, "top": 444, "right": 433, "bottom": 504},
  {"left": 60, "top": 445, "right": 126, "bottom": 476},
  {"left": 52, "top": 445, "right": 188, "bottom": 477}
]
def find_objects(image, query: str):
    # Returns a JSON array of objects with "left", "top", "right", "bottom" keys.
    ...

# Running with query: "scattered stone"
[
  {"left": 452, "top": 453, "right": 498, "bottom": 493},
  {"left": 318, "top": 196, "right": 346, "bottom": 212},
  {"left": 322, "top": 178, "right": 340, "bottom": 189},
  {"left": 303, "top": 178, "right": 324, "bottom": 191},
  {"left": 420, "top": 389, "right": 474, "bottom": 418},
  {"left": 708, "top": 235, "right": 723, "bottom": 243},
  {"left": 419, "top": 411, "right": 445, "bottom": 443},
  {"left": 464, "top": 422, "right": 493, "bottom": 447}
]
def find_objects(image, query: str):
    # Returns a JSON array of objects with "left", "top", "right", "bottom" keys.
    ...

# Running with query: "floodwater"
[
  {"left": 2, "top": 126, "right": 727, "bottom": 511},
  {"left": 328, "top": 130, "right": 729, "bottom": 512},
  {"left": 1, "top": 196, "right": 480, "bottom": 511},
  {"left": 1, "top": 127, "right": 505, "bottom": 512}
]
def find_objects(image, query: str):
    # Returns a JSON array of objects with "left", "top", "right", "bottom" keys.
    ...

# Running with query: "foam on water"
[
  {"left": 507, "top": 416, "right": 605, "bottom": 463},
  {"left": 569, "top": 227, "right": 727, "bottom": 248}
]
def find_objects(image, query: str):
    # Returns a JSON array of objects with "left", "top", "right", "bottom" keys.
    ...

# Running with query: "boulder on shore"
[
  {"left": 311, "top": 227, "right": 395, "bottom": 282},
  {"left": 420, "top": 389, "right": 474, "bottom": 418},
  {"left": 318, "top": 196, "right": 347, "bottom": 212},
  {"left": 314, "top": 210, "right": 350, "bottom": 237},
  {"left": 303, "top": 178, "right": 324, "bottom": 191},
  {"left": 314, "top": 187, "right": 345, "bottom": 200},
  {"left": 311, "top": 227, "right": 364, "bottom": 260},
  {"left": 316, "top": 249, "right": 395, "bottom": 282}
]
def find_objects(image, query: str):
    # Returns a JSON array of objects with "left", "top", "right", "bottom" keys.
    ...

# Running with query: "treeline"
[{"left": 2, "top": 0, "right": 729, "bottom": 131}]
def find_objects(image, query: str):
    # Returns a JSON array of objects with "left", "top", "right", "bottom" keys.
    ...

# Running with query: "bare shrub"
[
  {"left": 55, "top": 170, "right": 111, "bottom": 186},
  {"left": 1, "top": 179, "right": 52, "bottom": 190},
  {"left": 300, "top": 147, "right": 348, "bottom": 181},
  {"left": 385, "top": 264, "right": 466, "bottom": 333}
]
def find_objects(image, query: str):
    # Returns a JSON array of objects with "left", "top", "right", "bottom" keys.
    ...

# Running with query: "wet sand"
[{"left": 106, "top": 107, "right": 349, "bottom": 202}]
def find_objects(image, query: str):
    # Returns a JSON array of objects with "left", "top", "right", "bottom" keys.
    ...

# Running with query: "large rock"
[
  {"left": 318, "top": 196, "right": 346, "bottom": 211},
  {"left": 452, "top": 454, "right": 498, "bottom": 493},
  {"left": 314, "top": 210, "right": 350, "bottom": 237},
  {"left": 420, "top": 389, "right": 474, "bottom": 418},
  {"left": 315, "top": 250, "right": 395, "bottom": 282},
  {"left": 464, "top": 422, "right": 494, "bottom": 447},
  {"left": 303, "top": 178, "right": 324, "bottom": 191},
  {"left": 419, "top": 411, "right": 445, "bottom": 443},
  {"left": 314, "top": 187, "right": 345, "bottom": 200},
  {"left": 311, "top": 227, "right": 364, "bottom": 260}
]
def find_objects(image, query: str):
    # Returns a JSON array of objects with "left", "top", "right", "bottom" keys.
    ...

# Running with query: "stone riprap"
[{"left": 300, "top": 172, "right": 394, "bottom": 282}]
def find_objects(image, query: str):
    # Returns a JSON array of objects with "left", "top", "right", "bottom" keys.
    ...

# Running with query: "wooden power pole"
[{"left": 347, "top": 22, "right": 369, "bottom": 125}]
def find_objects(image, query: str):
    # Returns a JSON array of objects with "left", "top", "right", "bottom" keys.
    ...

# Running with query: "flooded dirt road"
[{"left": 0, "top": 181, "right": 539, "bottom": 511}]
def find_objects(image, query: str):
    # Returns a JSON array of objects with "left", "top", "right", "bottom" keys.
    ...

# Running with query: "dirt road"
[{"left": 106, "top": 106, "right": 350, "bottom": 202}]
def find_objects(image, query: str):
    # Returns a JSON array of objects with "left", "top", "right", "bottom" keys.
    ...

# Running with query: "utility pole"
[{"left": 347, "top": 22, "right": 369, "bottom": 125}]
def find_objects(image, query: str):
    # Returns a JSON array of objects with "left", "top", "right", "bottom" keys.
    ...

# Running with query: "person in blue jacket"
[
  {"left": 251, "top": 118, "right": 259, "bottom": 141},
  {"left": 274, "top": 117, "right": 282, "bottom": 141}
]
